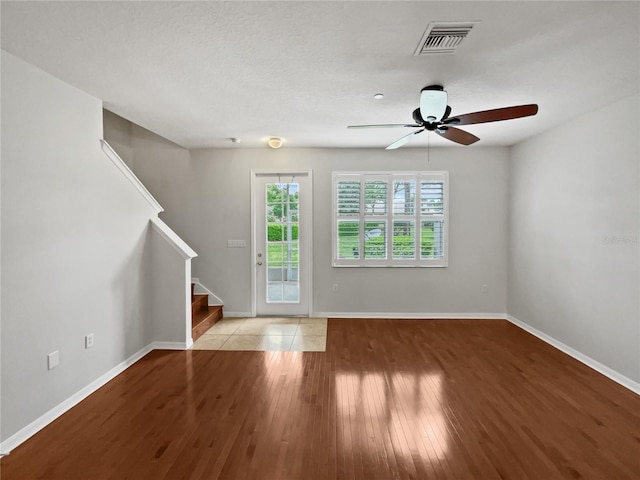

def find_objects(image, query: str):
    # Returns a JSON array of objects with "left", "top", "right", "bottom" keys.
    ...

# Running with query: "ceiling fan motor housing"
[
  {"left": 413, "top": 107, "right": 444, "bottom": 130},
  {"left": 412, "top": 108, "right": 424, "bottom": 124}
]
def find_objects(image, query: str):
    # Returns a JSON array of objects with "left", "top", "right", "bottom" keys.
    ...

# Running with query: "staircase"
[{"left": 191, "top": 283, "right": 223, "bottom": 342}]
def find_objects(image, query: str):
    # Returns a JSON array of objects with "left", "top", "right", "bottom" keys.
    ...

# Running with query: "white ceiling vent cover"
[{"left": 414, "top": 22, "right": 479, "bottom": 55}]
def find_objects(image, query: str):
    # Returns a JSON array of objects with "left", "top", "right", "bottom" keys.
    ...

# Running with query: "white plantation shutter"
[
  {"left": 333, "top": 171, "right": 448, "bottom": 267},
  {"left": 419, "top": 179, "right": 446, "bottom": 260},
  {"left": 336, "top": 179, "right": 361, "bottom": 260},
  {"left": 336, "top": 181, "right": 360, "bottom": 216}
]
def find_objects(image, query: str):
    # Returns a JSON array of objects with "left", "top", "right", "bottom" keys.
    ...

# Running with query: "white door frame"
[{"left": 250, "top": 169, "right": 313, "bottom": 317}]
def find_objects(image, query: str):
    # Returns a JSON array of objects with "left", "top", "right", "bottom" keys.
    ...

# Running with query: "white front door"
[{"left": 253, "top": 171, "right": 312, "bottom": 316}]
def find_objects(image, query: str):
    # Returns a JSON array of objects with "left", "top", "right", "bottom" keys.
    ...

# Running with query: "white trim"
[
  {"left": 2, "top": 343, "right": 135, "bottom": 453},
  {"left": 311, "top": 311, "right": 639, "bottom": 394},
  {"left": 183, "top": 262, "right": 193, "bottom": 347},
  {"left": 99, "top": 139, "right": 163, "bottom": 213},
  {"left": 150, "top": 341, "right": 191, "bottom": 350},
  {"left": 222, "top": 311, "right": 253, "bottom": 318},
  {"left": 250, "top": 173, "right": 257, "bottom": 317},
  {"left": 4, "top": 313, "right": 636, "bottom": 455},
  {"left": 191, "top": 277, "right": 224, "bottom": 306},
  {"left": 251, "top": 169, "right": 313, "bottom": 317},
  {"left": 332, "top": 171, "right": 449, "bottom": 267},
  {"left": 507, "top": 315, "right": 640, "bottom": 395},
  {"left": 253, "top": 170, "right": 311, "bottom": 177},
  {"left": 0, "top": 341, "right": 192, "bottom": 454},
  {"left": 150, "top": 217, "right": 197, "bottom": 259},
  {"left": 307, "top": 171, "right": 314, "bottom": 316},
  {"left": 313, "top": 312, "right": 508, "bottom": 319}
]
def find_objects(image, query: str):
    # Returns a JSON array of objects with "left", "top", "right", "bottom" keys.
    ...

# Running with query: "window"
[{"left": 333, "top": 171, "right": 448, "bottom": 267}]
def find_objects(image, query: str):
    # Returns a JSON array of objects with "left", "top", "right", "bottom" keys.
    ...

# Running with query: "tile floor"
[{"left": 191, "top": 317, "right": 327, "bottom": 352}]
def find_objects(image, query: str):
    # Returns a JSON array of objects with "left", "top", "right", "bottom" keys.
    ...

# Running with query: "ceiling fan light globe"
[{"left": 420, "top": 89, "right": 448, "bottom": 123}]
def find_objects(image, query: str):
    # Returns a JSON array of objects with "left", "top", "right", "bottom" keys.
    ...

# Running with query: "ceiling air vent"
[{"left": 414, "top": 22, "right": 479, "bottom": 55}]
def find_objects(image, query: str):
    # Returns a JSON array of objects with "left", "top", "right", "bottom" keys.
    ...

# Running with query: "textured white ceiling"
[{"left": 1, "top": 1, "right": 638, "bottom": 149}]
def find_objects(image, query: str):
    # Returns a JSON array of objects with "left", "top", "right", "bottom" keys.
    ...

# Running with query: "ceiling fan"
[{"left": 348, "top": 85, "right": 538, "bottom": 149}]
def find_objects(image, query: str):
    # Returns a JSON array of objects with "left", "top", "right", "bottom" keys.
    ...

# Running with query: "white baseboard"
[
  {"left": 222, "top": 311, "right": 253, "bottom": 318},
  {"left": 223, "top": 312, "right": 507, "bottom": 320},
  {"left": 4, "top": 314, "right": 635, "bottom": 455},
  {"left": 312, "top": 312, "right": 508, "bottom": 319},
  {"left": 150, "top": 341, "right": 190, "bottom": 350},
  {"left": 507, "top": 314, "right": 640, "bottom": 395},
  {"left": 0, "top": 341, "right": 189, "bottom": 454}
]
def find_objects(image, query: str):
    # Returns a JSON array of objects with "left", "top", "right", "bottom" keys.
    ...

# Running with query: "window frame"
[{"left": 332, "top": 171, "right": 449, "bottom": 268}]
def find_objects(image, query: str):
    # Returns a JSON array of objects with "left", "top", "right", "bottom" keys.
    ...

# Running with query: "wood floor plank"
[{"left": 2, "top": 319, "right": 639, "bottom": 480}]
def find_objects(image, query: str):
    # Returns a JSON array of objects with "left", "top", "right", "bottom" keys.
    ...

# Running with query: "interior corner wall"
[
  {"left": 102, "top": 114, "right": 196, "bottom": 345},
  {"left": 102, "top": 113, "right": 196, "bottom": 251},
  {"left": 188, "top": 147, "right": 509, "bottom": 316},
  {"left": 129, "top": 124, "right": 195, "bottom": 245},
  {"left": 508, "top": 94, "right": 640, "bottom": 383},
  {"left": 149, "top": 226, "right": 191, "bottom": 344},
  {"left": 0, "top": 51, "right": 158, "bottom": 441},
  {"left": 102, "top": 109, "right": 134, "bottom": 168}
]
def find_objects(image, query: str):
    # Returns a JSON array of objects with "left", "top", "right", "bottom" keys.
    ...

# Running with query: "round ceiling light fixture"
[
  {"left": 373, "top": 93, "right": 384, "bottom": 100},
  {"left": 267, "top": 137, "right": 283, "bottom": 149}
]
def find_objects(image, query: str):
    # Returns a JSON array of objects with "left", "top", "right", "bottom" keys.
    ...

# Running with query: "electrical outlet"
[
  {"left": 85, "top": 333, "right": 95, "bottom": 349},
  {"left": 332, "top": 283, "right": 339, "bottom": 292},
  {"left": 47, "top": 351, "right": 59, "bottom": 370},
  {"left": 481, "top": 284, "right": 488, "bottom": 293}
]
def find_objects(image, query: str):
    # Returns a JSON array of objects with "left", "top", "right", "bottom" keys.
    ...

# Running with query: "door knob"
[{"left": 257, "top": 261, "right": 263, "bottom": 266}]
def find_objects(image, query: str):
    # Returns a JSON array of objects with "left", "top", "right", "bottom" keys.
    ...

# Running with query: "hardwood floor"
[{"left": 2, "top": 319, "right": 638, "bottom": 479}]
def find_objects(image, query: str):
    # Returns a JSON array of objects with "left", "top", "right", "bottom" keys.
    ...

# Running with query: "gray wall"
[
  {"left": 102, "top": 110, "right": 133, "bottom": 168},
  {"left": 104, "top": 116, "right": 510, "bottom": 318},
  {"left": 187, "top": 147, "right": 509, "bottom": 316},
  {"left": 508, "top": 94, "right": 640, "bottom": 383},
  {"left": 149, "top": 225, "right": 191, "bottom": 343},
  {"left": 104, "top": 112, "right": 198, "bottom": 345},
  {"left": 102, "top": 76, "right": 639, "bottom": 388},
  {"left": 0, "top": 52, "right": 159, "bottom": 440},
  {"left": 104, "top": 110, "right": 197, "bottom": 252},
  {"left": 19, "top": 48, "right": 639, "bottom": 451}
]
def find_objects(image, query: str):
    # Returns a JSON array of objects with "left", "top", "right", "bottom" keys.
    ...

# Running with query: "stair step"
[
  {"left": 192, "top": 306, "right": 223, "bottom": 342},
  {"left": 191, "top": 305, "right": 214, "bottom": 327},
  {"left": 191, "top": 294, "right": 208, "bottom": 316}
]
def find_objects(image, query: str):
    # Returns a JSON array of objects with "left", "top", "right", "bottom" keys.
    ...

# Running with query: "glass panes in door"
[{"left": 265, "top": 183, "right": 300, "bottom": 303}]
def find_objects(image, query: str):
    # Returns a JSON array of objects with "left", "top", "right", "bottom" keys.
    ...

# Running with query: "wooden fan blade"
[
  {"left": 436, "top": 126, "right": 480, "bottom": 145},
  {"left": 447, "top": 104, "right": 538, "bottom": 126},
  {"left": 385, "top": 129, "right": 425, "bottom": 150},
  {"left": 348, "top": 124, "right": 421, "bottom": 129}
]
